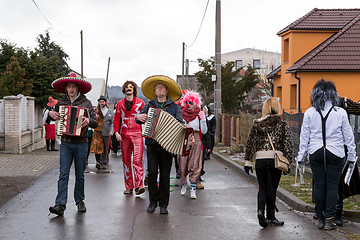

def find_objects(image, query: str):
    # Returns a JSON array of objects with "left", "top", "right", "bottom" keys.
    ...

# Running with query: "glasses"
[
  {"left": 125, "top": 85, "right": 134, "bottom": 89},
  {"left": 185, "top": 101, "right": 194, "bottom": 105}
]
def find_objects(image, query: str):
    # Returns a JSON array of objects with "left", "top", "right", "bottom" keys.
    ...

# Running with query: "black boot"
[
  {"left": 335, "top": 206, "right": 343, "bottom": 226},
  {"left": 46, "top": 140, "right": 51, "bottom": 151},
  {"left": 51, "top": 139, "right": 58, "bottom": 151},
  {"left": 266, "top": 208, "right": 284, "bottom": 226},
  {"left": 257, "top": 210, "right": 268, "bottom": 228}
]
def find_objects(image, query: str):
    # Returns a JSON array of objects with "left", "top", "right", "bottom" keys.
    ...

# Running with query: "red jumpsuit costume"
[{"left": 113, "top": 97, "right": 145, "bottom": 190}]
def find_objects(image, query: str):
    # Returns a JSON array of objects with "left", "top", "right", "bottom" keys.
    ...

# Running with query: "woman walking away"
[
  {"left": 297, "top": 79, "right": 356, "bottom": 230},
  {"left": 244, "top": 97, "right": 293, "bottom": 228}
]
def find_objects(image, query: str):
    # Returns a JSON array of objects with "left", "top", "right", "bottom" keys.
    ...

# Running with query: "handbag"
[{"left": 267, "top": 132, "right": 290, "bottom": 174}]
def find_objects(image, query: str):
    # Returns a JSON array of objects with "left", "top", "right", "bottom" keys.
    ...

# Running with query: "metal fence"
[
  {"left": 282, "top": 111, "right": 303, "bottom": 159},
  {"left": 223, "top": 110, "right": 360, "bottom": 161},
  {"left": 0, "top": 99, "right": 4, "bottom": 134}
]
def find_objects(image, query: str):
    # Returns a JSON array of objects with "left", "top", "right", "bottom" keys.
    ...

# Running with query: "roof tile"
[
  {"left": 287, "top": 13, "right": 360, "bottom": 72},
  {"left": 278, "top": 8, "right": 360, "bottom": 35}
]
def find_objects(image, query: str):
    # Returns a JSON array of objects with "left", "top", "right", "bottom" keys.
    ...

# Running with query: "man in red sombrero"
[
  {"left": 43, "top": 96, "right": 58, "bottom": 151},
  {"left": 47, "top": 73, "right": 98, "bottom": 216}
]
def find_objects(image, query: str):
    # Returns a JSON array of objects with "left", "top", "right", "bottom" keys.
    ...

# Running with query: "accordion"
[
  {"left": 57, "top": 105, "right": 88, "bottom": 136},
  {"left": 142, "top": 107, "right": 192, "bottom": 156}
]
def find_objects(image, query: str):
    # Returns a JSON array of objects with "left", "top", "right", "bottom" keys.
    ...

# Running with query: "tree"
[
  {"left": 195, "top": 59, "right": 259, "bottom": 113},
  {"left": 28, "top": 31, "right": 70, "bottom": 106},
  {"left": 237, "top": 65, "right": 260, "bottom": 107},
  {"left": 0, "top": 32, "right": 71, "bottom": 106},
  {"left": 194, "top": 58, "right": 216, "bottom": 96},
  {"left": 0, "top": 57, "right": 33, "bottom": 98},
  {"left": 0, "top": 41, "right": 29, "bottom": 72}
]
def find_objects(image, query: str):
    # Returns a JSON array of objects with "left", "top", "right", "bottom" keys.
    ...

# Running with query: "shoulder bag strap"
[{"left": 267, "top": 132, "right": 276, "bottom": 153}]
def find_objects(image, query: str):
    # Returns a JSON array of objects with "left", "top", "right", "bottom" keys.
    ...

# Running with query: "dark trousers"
[
  {"left": 210, "top": 134, "right": 215, "bottom": 153},
  {"left": 147, "top": 144, "right": 173, "bottom": 208},
  {"left": 255, "top": 159, "right": 282, "bottom": 211},
  {"left": 86, "top": 136, "right": 92, "bottom": 160},
  {"left": 111, "top": 134, "right": 120, "bottom": 153},
  {"left": 310, "top": 148, "right": 345, "bottom": 219}
]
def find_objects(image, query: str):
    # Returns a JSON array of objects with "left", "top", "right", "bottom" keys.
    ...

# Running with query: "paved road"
[{"left": 0, "top": 152, "right": 345, "bottom": 240}]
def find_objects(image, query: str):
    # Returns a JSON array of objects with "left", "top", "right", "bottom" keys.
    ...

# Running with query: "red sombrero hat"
[
  {"left": 51, "top": 73, "right": 92, "bottom": 94},
  {"left": 47, "top": 96, "right": 58, "bottom": 107}
]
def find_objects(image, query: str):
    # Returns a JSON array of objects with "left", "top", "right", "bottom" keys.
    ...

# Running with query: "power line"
[
  {"left": 31, "top": 0, "right": 70, "bottom": 37},
  {"left": 187, "top": 0, "right": 210, "bottom": 48}
]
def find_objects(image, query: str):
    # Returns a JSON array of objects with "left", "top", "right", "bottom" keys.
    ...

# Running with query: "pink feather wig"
[{"left": 181, "top": 90, "right": 202, "bottom": 108}]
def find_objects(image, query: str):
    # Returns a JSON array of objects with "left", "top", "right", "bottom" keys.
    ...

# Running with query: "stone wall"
[{"left": 0, "top": 95, "right": 44, "bottom": 153}]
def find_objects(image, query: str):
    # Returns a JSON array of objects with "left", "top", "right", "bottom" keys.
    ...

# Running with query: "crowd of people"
[
  {"left": 45, "top": 74, "right": 360, "bottom": 232},
  {"left": 45, "top": 74, "right": 216, "bottom": 216}
]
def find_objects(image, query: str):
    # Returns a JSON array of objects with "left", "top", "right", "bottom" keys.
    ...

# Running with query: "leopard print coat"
[{"left": 245, "top": 114, "right": 293, "bottom": 163}]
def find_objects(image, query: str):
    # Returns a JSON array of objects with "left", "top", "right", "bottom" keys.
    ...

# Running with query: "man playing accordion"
[
  {"left": 135, "top": 75, "right": 183, "bottom": 215},
  {"left": 48, "top": 73, "right": 97, "bottom": 216}
]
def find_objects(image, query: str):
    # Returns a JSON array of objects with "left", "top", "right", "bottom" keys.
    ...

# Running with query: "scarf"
[{"left": 182, "top": 107, "right": 200, "bottom": 123}]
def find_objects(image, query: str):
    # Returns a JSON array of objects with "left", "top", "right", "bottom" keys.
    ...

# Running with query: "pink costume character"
[
  {"left": 113, "top": 81, "right": 145, "bottom": 195},
  {"left": 179, "top": 90, "right": 207, "bottom": 199}
]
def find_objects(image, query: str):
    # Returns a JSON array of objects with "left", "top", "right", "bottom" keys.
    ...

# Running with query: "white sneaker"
[
  {"left": 190, "top": 188, "right": 197, "bottom": 199},
  {"left": 181, "top": 183, "right": 187, "bottom": 195}
]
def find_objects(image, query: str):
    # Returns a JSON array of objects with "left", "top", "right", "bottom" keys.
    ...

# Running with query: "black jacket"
[{"left": 135, "top": 97, "right": 183, "bottom": 145}]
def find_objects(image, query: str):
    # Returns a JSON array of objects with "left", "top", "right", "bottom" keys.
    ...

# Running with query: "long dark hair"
[{"left": 310, "top": 79, "right": 339, "bottom": 112}]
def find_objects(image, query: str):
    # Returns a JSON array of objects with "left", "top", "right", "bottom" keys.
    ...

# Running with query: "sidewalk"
[{"left": 0, "top": 147, "right": 59, "bottom": 207}]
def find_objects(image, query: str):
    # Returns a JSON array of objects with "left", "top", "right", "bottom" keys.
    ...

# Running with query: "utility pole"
[
  {"left": 214, "top": 0, "right": 222, "bottom": 143},
  {"left": 105, "top": 57, "right": 111, "bottom": 98},
  {"left": 80, "top": 30, "right": 84, "bottom": 79},
  {"left": 182, "top": 42, "right": 185, "bottom": 87}
]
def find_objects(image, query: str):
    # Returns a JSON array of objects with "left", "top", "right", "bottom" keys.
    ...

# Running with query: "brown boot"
[
  {"left": 196, "top": 182, "right": 204, "bottom": 189},
  {"left": 123, "top": 189, "right": 133, "bottom": 194}
]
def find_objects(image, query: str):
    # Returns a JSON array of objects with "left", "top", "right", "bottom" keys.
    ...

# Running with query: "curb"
[{"left": 213, "top": 151, "right": 360, "bottom": 223}]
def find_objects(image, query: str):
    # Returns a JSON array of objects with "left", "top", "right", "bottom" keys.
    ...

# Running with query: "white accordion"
[{"left": 142, "top": 107, "right": 192, "bottom": 156}]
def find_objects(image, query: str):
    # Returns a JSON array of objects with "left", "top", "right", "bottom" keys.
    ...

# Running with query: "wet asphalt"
[{"left": 0, "top": 152, "right": 345, "bottom": 240}]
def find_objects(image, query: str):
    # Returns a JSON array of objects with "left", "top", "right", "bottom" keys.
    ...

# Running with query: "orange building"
[{"left": 267, "top": 8, "right": 360, "bottom": 113}]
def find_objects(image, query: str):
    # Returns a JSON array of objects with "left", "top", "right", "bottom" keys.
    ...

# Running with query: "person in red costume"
[{"left": 113, "top": 81, "right": 146, "bottom": 195}]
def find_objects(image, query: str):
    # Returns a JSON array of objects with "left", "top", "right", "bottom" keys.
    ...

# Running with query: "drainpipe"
[{"left": 294, "top": 72, "right": 301, "bottom": 113}]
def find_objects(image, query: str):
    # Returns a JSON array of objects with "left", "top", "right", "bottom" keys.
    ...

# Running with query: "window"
[
  {"left": 235, "top": 60, "right": 242, "bottom": 70},
  {"left": 284, "top": 38, "right": 289, "bottom": 63},
  {"left": 290, "top": 84, "right": 297, "bottom": 109},
  {"left": 277, "top": 86, "right": 282, "bottom": 106},
  {"left": 253, "top": 59, "right": 260, "bottom": 69}
]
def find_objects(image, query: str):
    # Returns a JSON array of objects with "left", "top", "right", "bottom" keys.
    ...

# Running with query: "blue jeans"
[
  {"left": 55, "top": 142, "right": 87, "bottom": 209},
  {"left": 310, "top": 148, "right": 345, "bottom": 219}
]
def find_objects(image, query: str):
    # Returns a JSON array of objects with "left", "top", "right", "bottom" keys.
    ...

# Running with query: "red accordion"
[{"left": 57, "top": 105, "right": 88, "bottom": 136}]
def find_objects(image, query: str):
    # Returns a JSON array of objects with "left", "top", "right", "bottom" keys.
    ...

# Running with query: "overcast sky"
[{"left": 1, "top": 0, "right": 359, "bottom": 86}]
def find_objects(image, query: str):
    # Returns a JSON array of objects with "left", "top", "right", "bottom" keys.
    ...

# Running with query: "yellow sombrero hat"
[{"left": 141, "top": 75, "right": 182, "bottom": 102}]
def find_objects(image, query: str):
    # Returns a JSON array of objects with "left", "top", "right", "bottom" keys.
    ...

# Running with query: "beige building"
[
  {"left": 221, "top": 48, "right": 281, "bottom": 79},
  {"left": 177, "top": 48, "right": 281, "bottom": 91},
  {"left": 176, "top": 75, "right": 200, "bottom": 92}
]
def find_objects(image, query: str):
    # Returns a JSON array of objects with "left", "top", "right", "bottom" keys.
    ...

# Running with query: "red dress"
[{"left": 113, "top": 97, "right": 145, "bottom": 190}]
